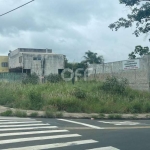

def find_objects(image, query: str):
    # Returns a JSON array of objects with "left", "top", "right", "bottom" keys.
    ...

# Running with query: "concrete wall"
[
  {"left": 9, "top": 53, "right": 22, "bottom": 69},
  {"left": 88, "top": 56, "right": 149, "bottom": 91},
  {"left": 23, "top": 53, "right": 64, "bottom": 76},
  {"left": 0, "top": 56, "right": 9, "bottom": 73}
]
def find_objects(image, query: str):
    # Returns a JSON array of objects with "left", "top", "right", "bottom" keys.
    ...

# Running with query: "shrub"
[
  {"left": 0, "top": 89, "right": 15, "bottom": 106},
  {"left": 28, "top": 90, "right": 43, "bottom": 110},
  {"left": 14, "top": 110, "right": 27, "bottom": 117},
  {"left": 130, "top": 101, "right": 142, "bottom": 113},
  {"left": 47, "top": 98, "right": 83, "bottom": 112},
  {"left": 30, "top": 112, "right": 39, "bottom": 117},
  {"left": 44, "top": 109, "right": 55, "bottom": 118},
  {"left": 72, "top": 87, "right": 86, "bottom": 99},
  {"left": 143, "top": 103, "right": 150, "bottom": 113},
  {"left": 101, "top": 76, "right": 128, "bottom": 94},
  {"left": 99, "top": 113, "right": 105, "bottom": 118},
  {"left": 56, "top": 112, "right": 63, "bottom": 118},
  {"left": 46, "top": 74, "right": 62, "bottom": 83},
  {"left": 108, "top": 114, "right": 122, "bottom": 119},
  {"left": 0, "top": 110, "right": 13, "bottom": 116},
  {"left": 22, "top": 73, "right": 39, "bottom": 84}
]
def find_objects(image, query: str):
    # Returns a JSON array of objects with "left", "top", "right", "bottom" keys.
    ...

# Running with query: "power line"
[{"left": 0, "top": 0, "right": 35, "bottom": 17}]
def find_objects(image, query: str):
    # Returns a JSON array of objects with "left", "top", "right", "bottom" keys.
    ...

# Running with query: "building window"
[
  {"left": 19, "top": 56, "right": 22, "bottom": 63},
  {"left": 37, "top": 56, "right": 41, "bottom": 60},
  {"left": 33, "top": 57, "right": 37, "bottom": 60},
  {"left": 33, "top": 56, "right": 41, "bottom": 60},
  {"left": 1, "top": 62, "right": 8, "bottom": 67}
]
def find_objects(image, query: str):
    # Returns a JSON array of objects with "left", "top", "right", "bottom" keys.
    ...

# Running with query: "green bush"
[
  {"left": 101, "top": 76, "right": 128, "bottom": 94},
  {"left": 47, "top": 98, "right": 83, "bottom": 112},
  {"left": 108, "top": 114, "right": 122, "bottom": 119},
  {"left": 22, "top": 73, "right": 39, "bottom": 84},
  {"left": 28, "top": 90, "right": 43, "bottom": 110},
  {"left": 0, "top": 89, "right": 15, "bottom": 106},
  {"left": 14, "top": 110, "right": 27, "bottom": 117},
  {"left": 99, "top": 113, "right": 105, "bottom": 118},
  {"left": 130, "top": 101, "right": 142, "bottom": 113},
  {"left": 46, "top": 74, "right": 62, "bottom": 83},
  {"left": 0, "top": 110, "right": 13, "bottom": 116},
  {"left": 72, "top": 87, "right": 86, "bottom": 99},
  {"left": 55, "top": 112, "right": 63, "bottom": 118},
  {"left": 30, "top": 112, "right": 39, "bottom": 117},
  {"left": 44, "top": 109, "right": 55, "bottom": 118}
]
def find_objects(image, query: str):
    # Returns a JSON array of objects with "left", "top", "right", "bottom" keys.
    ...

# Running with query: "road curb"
[{"left": 0, "top": 105, "right": 150, "bottom": 119}]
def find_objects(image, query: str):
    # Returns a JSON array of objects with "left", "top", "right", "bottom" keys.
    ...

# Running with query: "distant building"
[
  {"left": 0, "top": 56, "right": 9, "bottom": 73},
  {"left": 8, "top": 48, "right": 64, "bottom": 76}
]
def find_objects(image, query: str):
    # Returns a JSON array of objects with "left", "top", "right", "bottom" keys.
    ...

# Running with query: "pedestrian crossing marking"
[
  {"left": 0, "top": 117, "right": 120, "bottom": 150},
  {"left": 0, "top": 129, "right": 69, "bottom": 137},
  {"left": 0, "top": 134, "right": 81, "bottom": 145},
  {"left": 1, "top": 140, "right": 98, "bottom": 150},
  {"left": 0, "top": 123, "right": 49, "bottom": 128},
  {"left": 0, "top": 125, "right": 58, "bottom": 131},
  {"left": 0, "top": 121, "right": 43, "bottom": 124}
]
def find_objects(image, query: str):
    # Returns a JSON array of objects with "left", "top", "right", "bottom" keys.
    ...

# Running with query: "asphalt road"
[{"left": 0, "top": 117, "right": 150, "bottom": 150}]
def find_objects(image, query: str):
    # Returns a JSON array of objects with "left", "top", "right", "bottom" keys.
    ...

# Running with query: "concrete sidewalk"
[{"left": 0, "top": 105, "right": 150, "bottom": 119}]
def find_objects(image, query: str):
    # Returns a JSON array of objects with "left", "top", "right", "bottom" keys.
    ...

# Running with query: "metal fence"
[{"left": 0, "top": 73, "right": 26, "bottom": 83}]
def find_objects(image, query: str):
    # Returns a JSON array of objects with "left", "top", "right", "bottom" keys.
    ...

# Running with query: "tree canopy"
[
  {"left": 82, "top": 50, "right": 104, "bottom": 64},
  {"left": 64, "top": 50, "right": 104, "bottom": 77},
  {"left": 109, "top": 0, "right": 150, "bottom": 41},
  {"left": 128, "top": 45, "right": 150, "bottom": 59}
]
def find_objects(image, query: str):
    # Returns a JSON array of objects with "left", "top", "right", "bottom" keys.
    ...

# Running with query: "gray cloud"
[{"left": 0, "top": 0, "right": 149, "bottom": 62}]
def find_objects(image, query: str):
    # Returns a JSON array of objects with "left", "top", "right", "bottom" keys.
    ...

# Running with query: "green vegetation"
[
  {"left": 0, "top": 109, "right": 13, "bottom": 116},
  {"left": 44, "top": 109, "right": 55, "bottom": 118},
  {"left": 0, "top": 109, "right": 27, "bottom": 117},
  {"left": 13, "top": 110, "right": 27, "bottom": 117},
  {"left": 46, "top": 74, "right": 62, "bottom": 83},
  {"left": 30, "top": 112, "right": 39, "bottom": 117},
  {"left": 109, "top": 0, "right": 150, "bottom": 42},
  {"left": 99, "top": 113, "right": 105, "bottom": 119},
  {"left": 128, "top": 46, "right": 150, "bottom": 59},
  {"left": 0, "top": 77, "right": 150, "bottom": 114},
  {"left": 108, "top": 114, "right": 122, "bottom": 119},
  {"left": 101, "top": 76, "right": 128, "bottom": 94},
  {"left": 22, "top": 73, "right": 39, "bottom": 84}
]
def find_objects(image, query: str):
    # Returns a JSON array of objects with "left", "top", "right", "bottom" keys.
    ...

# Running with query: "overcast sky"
[{"left": 0, "top": 0, "right": 149, "bottom": 62}]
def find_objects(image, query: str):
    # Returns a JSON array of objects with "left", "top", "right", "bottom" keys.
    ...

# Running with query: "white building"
[{"left": 8, "top": 48, "right": 64, "bottom": 76}]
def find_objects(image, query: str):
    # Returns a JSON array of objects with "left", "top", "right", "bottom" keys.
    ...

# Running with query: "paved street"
[{"left": 0, "top": 117, "right": 150, "bottom": 150}]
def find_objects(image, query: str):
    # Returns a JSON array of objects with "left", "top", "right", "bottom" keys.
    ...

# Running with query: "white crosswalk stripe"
[
  {"left": 0, "top": 117, "right": 97, "bottom": 150},
  {"left": 0, "top": 117, "right": 120, "bottom": 150},
  {"left": 0, "top": 121, "right": 43, "bottom": 124},
  {"left": 0, "top": 123, "right": 50, "bottom": 127},
  {"left": 1, "top": 140, "right": 98, "bottom": 150},
  {"left": 0, "top": 125, "right": 58, "bottom": 131},
  {"left": 0, "top": 129, "right": 69, "bottom": 137},
  {"left": 0, "top": 134, "right": 81, "bottom": 144}
]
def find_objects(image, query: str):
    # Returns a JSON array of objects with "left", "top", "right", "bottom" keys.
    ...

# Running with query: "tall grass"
[{"left": 0, "top": 79, "right": 150, "bottom": 113}]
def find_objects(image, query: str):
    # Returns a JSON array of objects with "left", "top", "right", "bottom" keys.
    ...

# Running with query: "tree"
[
  {"left": 109, "top": 0, "right": 150, "bottom": 41},
  {"left": 82, "top": 50, "right": 104, "bottom": 64},
  {"left": 128, "top": 45, "right": 150, "bottom": 59}
]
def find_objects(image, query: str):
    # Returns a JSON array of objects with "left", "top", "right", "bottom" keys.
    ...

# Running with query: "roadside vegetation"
[{"left": 0, "top": 76, "right": 150, "bottom": 114}]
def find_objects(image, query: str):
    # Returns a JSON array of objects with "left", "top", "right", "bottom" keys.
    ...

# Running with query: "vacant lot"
[{"left": 0, "top": 79, "right": 150, "bottom": 114}]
